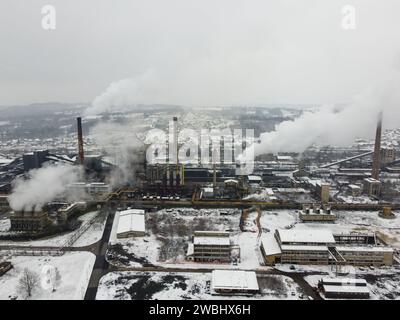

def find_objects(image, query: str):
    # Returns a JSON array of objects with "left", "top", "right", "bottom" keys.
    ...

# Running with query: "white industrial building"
[
  {"left": 299, "top": 204, "right": 336, "bottom": 222},
  {"left": 319, "top": 278, "right": 370, "bottom": 299},
  {"left": 116, "top": 209, "right": 146, "bottom": 238},
  {"left": 187, "top": 231, "right": 234, "bottom": 263},
  {"left": 260, "top": 228, "right": 394, "bottom": 267},
  {"left": 211, "top": 270, "right": 259, "bottom": 294},
  {"left": 201, "top": 187, "right": 214, "bottom": 199}
]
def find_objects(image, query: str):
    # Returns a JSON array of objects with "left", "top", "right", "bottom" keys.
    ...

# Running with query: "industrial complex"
[{"left": 1, "top": 105, "right": 400, "bottom": 301}]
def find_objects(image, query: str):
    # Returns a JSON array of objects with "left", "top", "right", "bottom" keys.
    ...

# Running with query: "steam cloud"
[
  {"left": 254, "top": 72, "right": 400, "bottom": 155},
  {"left": 84, "top": 70, "right": 159, "bottom": 116},
  {"left": 8, "top": 164, "right": 81, "bottom": 212},
  {"left": 89, "top": 121, "right": 145, "bottom": 187}
]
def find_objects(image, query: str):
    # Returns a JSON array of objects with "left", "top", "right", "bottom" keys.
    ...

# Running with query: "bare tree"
[{"left": 18, "top": 268, "right": 39, "bottom": 299}]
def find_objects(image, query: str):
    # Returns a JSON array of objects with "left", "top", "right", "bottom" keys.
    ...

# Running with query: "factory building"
[
  {"left": 299, "top": 204, "right": 336, "bottom": 222},
  {"left": 116, "top": 209, "right": 146, "bottom": 238},
  {"left": 9, "top": 210, "right": 49, "bottom": 232},
  {"left": 348, "top": 184, "right": 362, "bottom": 197},
  {"left": 200, "top": 187, "right": 214, "bottom": 199},
  {"left": 334, "top": 246, "right": 393, "bottom": 266},
  {"left": 381, "top": 147, "right": 396, "bottom": 165},
  {"left": 315, "top": 182, "right": 330, "bottom": 203},
  {"left": 211, "top": 270, "right": 259, "bottom": 295},
  {"left": 68, "top": 182, "right": 110, "bottom": 198},
  {"left": 22, "top": 150, "right": 49, "bottom": 171},
  {"left": 58, "top": 202, "right": 87, "bottom": 223},
  {"left": 260, "top": 229, "right": 394, "bottom": 267},
  {"left": 0, "top": 195, "right": 9, "bottom": 212},
  {"left": 187, "top": 231, "right": 233, "bottom": 263},
  {"left": 319, "top": 278, "right": 370, "bottom": 299},
  {"left": 363, "top": 178, "right": 381, "bottom": 197}
]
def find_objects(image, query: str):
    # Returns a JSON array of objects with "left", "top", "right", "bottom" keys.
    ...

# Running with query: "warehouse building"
[
  {"left": 319, "top": 278, "right": 370, "bottom": 299},
  {"left": 260, "top": 228, "right": 394, "bottom": 267},
  {"left": 116, "top": 209, "right": 146, "bottom": 238},
  {"left": 187, "top": 231, "right": 233, "bottom": 263},
  {"left": 211, "top": 270, "right": 259, "bottom": 295},
  {"left": 299, "top": 204, "right": 336, "bottom": 222}
]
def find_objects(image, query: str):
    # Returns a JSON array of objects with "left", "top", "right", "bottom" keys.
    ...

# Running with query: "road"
[{"left": 84, "top": 207, "right": 116, "bottom": 300}]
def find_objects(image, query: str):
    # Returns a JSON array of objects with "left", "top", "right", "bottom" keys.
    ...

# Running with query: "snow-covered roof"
[
  {"left": 281, "top": 245, "right": 329, "bottom": 252},
  {"left": 117, "top": 210, "right": 145, "bottom": 235},
  {"left": 322, "top": 278, "right": 367, "bottom": 286},
  {"left": 261, "top": 234, "right": 282, "bottom": 256},
  {"left": 336, "top": 246, "right": 394, "bottom": 253},
  {"left": 224, "top": 179, "right": 238, "bottom": 184},
  {"left": 277, "top": 229, "right": 335, "bottom": 245},
  {"left": 194, "top": 236, "right": 230, "bottom": 246},
  {"left": 323, "top": 285, "right": 370, "bottom": 295},
  {"left": 248, "top": 175, "right": 262, "bottom": 182},
  {"left": 363, "top": 178, "right": 380, "bottom": 183},
  {"left": 212, "top": 270, "right": 259, "bottom": 291},
  {"left": 119, "top": 209, "right": 145, "bottom": 216},
  {"left": 276, "top": 155, "right": 293, "bottom": 161}
]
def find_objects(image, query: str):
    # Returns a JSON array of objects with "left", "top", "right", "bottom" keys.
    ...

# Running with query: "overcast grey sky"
[{"left": 1, "top": 0, "right": 400, "bottom": 107}]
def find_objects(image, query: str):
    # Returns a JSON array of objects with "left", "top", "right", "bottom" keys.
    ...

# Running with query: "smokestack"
[
  {"left": 371, "top": 111, "right": 383, "bottom": 180},
  {"left": 213, "top": 163, "right": 217, "bottom": 190},
  {"left": 173, "top": 116, "right": 178, "bottom": 168},
  {"left": 77, "top": 117, "right": 85, "bottom": 165}
]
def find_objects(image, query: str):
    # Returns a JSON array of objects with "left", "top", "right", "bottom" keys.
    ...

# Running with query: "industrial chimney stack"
[
  {"left": 77, "top": 117, "right": 85, "bottom": 165},
  {"left": 371, "top": 111, "right": 383, "bottom": 180}
]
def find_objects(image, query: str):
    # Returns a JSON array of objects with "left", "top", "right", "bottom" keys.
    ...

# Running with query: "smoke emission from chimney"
[
  {"left": 89, "top": 120, "right": 145, "bottom": 187},
  {"left": 252, "top": 72, "right": 400, "bottom": 156},
  {"left": 8, "top": 163, "right": 82, "bottom": 212}
]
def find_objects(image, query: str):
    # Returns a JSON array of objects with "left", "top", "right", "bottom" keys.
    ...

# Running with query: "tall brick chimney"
[
  {"left": 371, "top": 111, "right": 383, "bottom": 180},
  {"left": 77, "top": 117, "right": 85, "bottom": 165}
]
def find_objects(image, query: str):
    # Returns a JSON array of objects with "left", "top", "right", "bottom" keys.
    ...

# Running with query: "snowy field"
[
  {"left": 0, "top": 210, "right": 107, "bottom": 248},
  {"left": 0, "top": 252, "right": 95, "bottom": 300},
  {"left": 96, "top": 271, "right": 304, "bottom": 300},
  {"left": 106, "top": 208, "right": 400, "bottom": 270},
  {"left": 107, "top": 208, "right": 244, "bottom": 268}
]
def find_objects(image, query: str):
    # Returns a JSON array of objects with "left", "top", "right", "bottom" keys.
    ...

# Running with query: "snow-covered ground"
[
  {"left": 0, "top": 252, "right": 95, "bottom": 300},
  {"left": 96, "top": 271, "right": 304, "bottom": 300},
  {"left": 107, "top": 208, "right": 242, "bottom": 268},
  {"left": 0, "top": 211, "right": 106, "bottom": 248},
  {"left": 106, "top": 208, "right": 400, "bottom": 270}
]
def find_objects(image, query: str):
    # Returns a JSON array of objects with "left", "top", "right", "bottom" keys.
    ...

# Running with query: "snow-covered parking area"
[
  {"left": 0, "top": 252, "right": 95, "bottom": 300},
  {"left": 96, "top": 271, "right": 304, "bottom": 300}
]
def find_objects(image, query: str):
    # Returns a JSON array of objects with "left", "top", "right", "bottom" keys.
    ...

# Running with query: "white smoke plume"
[
  {"left": 89, "top": 120, "right": 146, "bottom": 187},
  {"left": 8, "top": 163, "right": 81, "bottom": 212},
  {"left": 254, "top": 72, "right": 400, "bottom": 156},
  {"left": 84, "top": 69, "right": 159, "bottom": 116}
]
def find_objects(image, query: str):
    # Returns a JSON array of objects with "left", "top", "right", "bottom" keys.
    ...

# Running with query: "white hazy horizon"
[{"left": 1, "top": 0, "right": 400, "bottom": 108}]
